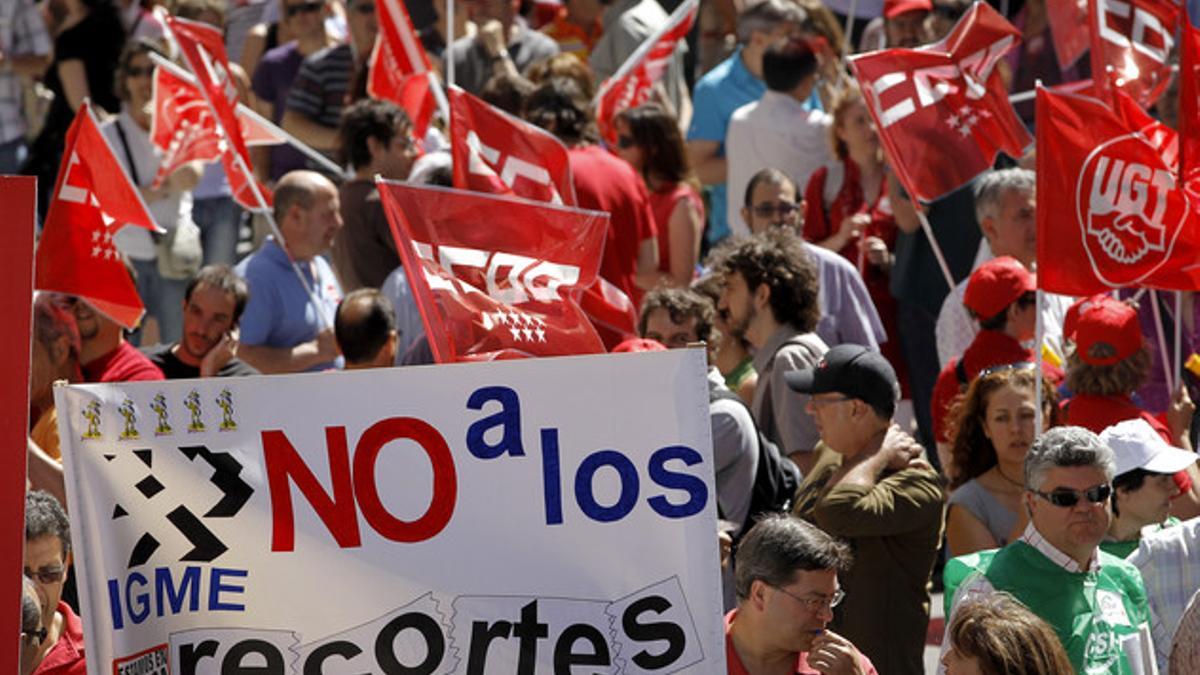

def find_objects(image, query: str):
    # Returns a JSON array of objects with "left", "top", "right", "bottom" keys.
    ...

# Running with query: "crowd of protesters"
[{"left": 16, "top": 0, "right": 1200, "bottom": 672}]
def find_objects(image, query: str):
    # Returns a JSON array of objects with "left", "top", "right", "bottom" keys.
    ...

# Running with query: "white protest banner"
[{"left": 55, "top": 350, "right": 722, "bottom": 675}]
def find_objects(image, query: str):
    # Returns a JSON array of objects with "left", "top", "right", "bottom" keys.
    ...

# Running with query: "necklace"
[{"left": 995, "top": 466, "right": 1024, "bottom": 489}]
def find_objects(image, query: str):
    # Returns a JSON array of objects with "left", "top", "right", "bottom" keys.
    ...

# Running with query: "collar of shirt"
[
  {"left": 752, "top": 324, "right": 806, "bottom": 375},
  {"left": 37, "top": 601, "right": 85, "bottom": 673},
  {"left": 1020, "top": 522, "right": 1101, "bottom": 573},
  {"left": 725, "top": 610, "right": 814, "bottom": 675}
]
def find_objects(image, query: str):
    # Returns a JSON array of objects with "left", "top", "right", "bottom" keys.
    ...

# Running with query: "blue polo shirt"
[
  {"left": 235, "top": 237, "right": 343, "bottom": 371},
  {"left": 687, "top": 48, "right": 819, "bottom": 245}
]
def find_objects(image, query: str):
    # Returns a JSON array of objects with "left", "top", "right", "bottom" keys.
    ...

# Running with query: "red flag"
[
  {"left": 1180, "top": 13, "right": 1200, "bottom": 189},
  {"left": 165, "top": 15, "right": 271, "bottom": 210},
  {"left": 35, "top": 102, "right": 158, "bottom": 329},
  {"left": 593, "top": 0, "right": 698, "bottom": 148},
  {"left": 1047, "top": 0, "right": 1090, "bottom": 70},
  {"left": 377, "top": 181, "right": 608, "bottom": 361},
  {"left": 848, "top": 3, "right": 1031, "bottom": 203},
  {"left": 449, "top": 87, "right": 577, "bottom": 205},
  {"left": 1087, "top": 0, "right": 1178, "bottom": 109},
  {"left": 1036, "top": 87, "right": 1200, "bottom": 295},
  {"left": 368, "top": 0, "right": 437, "bottom": 138},
  {"left": 150, "top": 65, "right": 224, "bottom": 188}
]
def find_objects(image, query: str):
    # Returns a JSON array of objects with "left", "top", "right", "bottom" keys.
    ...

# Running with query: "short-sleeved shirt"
[
  {"left": 252, "top": 41, "right": 310, "bottom": 180},
  {"left": 804, "top": 243, "right": 886, "bottom": 351},
  {"left": 332, "top": 180, "right": 400, "bottom": 291},
  {"left": 948, "top": 478, "right": 1018, "bottom": 546},
  {"left": 750, "top": 326, "right": 828, "bottom": 457},
  {"left": 284, "top": 43, "right": 354, "bottom": 130},
  {"left": 235, "top": 237, "right": 343, "bottom": 371},
  {"left": 446, "top": 26, "right": 559, "bottom": 96},
  {"left": 568, "top": 144, "right": 657, "bottom": 306},
  {"left": 686, "top": 49, "right": 764, "bottom": 244},
  {"left": 141, "top": 343, "right": 260, "bottom": 378},
  {"left": 1065, "top": 394, "right": 1173, "bottom": 443},
  {"left": 725, "top": 609, "right": 879, "bottom": 675},
  {"left": 33, "top": 602, "right": 86, "bottom": 675},
  {"left": 82, "top": 342, "right": 165, "bottom": 383}
]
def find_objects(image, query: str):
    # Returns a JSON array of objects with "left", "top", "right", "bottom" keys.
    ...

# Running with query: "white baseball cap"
[{"left": 1100, "top": 419, "right": 1197, "bottom": 477}]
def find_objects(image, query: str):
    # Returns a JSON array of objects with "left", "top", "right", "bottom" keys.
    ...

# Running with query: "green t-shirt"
[
  {"left": 1099, "top": 517, "right": 1182, "bottom": 559},
  {"left": 945, "top": 542, "right": 1154, "bottom": 674}
]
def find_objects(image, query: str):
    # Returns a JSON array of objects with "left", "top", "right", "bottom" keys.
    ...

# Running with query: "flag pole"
[
  {"left": 1176, "top": 291, "right": 1184, "bottom": 381},
  {"left": 842, "top": 0, "right": 859, "bottom": 58},
  {"left": 1151, "top": 290, "right": 1174, "bottom": 393},
  {"left": 592, "top": 0, "right": 699, "bottom": 106},
  {"left": 911, "top": 198, "right": 973, "bottom": 330},
  {"left": 148, "top": 53, "right": 349, "bottom": 179},
  {"left": 446, "top": 0, "right": 455, "bottom": 88},
  {"left": 158, "top": 25, "right": 333, "bottom": 331},
  {"left": 1035, "top": 288, "right": 1044, "bottom": 433}
]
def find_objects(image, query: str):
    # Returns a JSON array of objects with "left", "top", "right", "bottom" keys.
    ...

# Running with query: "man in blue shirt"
[
  {"left": 686, "top": 0, "right": 813, "bottom": 246},
  {"left": 236, "top": 170, "right": 344, "bottom": 373}
]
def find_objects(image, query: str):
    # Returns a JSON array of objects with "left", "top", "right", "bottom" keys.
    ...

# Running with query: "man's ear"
[
  {"left": 49, "top": 335, "right": 72, "bottom": 368},
  {"left": 365, "top": 135, "right": 385, "bottom": 163},
  {"left": 753, "top": 282, "right": 771, "bottom": 310},
  {"left": 748, "top": 579, "right": 769, "bottom": 610},
  {"left": 979, "top": 215, "right": 998, "bottom": 244}
]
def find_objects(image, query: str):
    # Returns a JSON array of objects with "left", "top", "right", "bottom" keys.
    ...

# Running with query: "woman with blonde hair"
[
  {"left": 942, "top": 593, "right": 1073, "bottom": 675},
  {"left": 945, "top": 363, "right": 1058, "bottom": 557}
]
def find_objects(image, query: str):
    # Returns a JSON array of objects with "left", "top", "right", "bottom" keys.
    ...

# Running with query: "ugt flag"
[
  {"left": 449, "top": 87, "right": 576, "bottom": 205},
  {"left": 593, "top": 0, "right": 698, "bottom": 149},
  {"left": 377, "top": 181, "right": 608, "bottom": 361},
  {"left": 1088, "top": 0, "right": 1178, "bottom": 109},
  {"left": 367, "top": 0, "right": 437, "bottom": 138},
  {"left": 849, "top": 2, "right": 1030, "bottom": 203},
  {"left": 35, "top": 102, "right": 159, "bottom": 329},
  {"left": 1036, "top": 87, "right": 1200, "bottom": 295}
]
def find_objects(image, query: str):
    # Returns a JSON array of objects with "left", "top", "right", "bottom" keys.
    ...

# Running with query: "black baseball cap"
[{"left": 785, "top": 344, "right": 900, "bottom": 414}]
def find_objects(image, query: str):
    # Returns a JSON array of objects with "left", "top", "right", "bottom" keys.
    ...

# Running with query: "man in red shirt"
[
  {"left": 931, "top": 256, "right": 1061, "bottom": 462},
  {"left": 60, "top": 294, "right": 163, "bottom": 383},
  {"left": 24, "top": 491, "right": 86, "bottom": 675},
  {"left": 726, "top": 514, "right": 876, "bottom": 675}
]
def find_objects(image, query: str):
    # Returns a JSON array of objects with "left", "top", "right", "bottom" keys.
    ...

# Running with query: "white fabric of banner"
[{"left": 54, "top": 350, "right": 722, "bottom": 675}]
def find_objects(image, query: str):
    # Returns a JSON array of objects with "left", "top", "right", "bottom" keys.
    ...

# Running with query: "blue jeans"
[
  {"left": 131, "top": 258, "right": 188, "bottom": 346},
  {"left": 193, "top": 196, "right": 241, "bottom": 266}
]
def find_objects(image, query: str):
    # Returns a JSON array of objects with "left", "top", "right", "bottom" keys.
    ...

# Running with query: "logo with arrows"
[{"left": 110, "top": 444, "right": 254, "bottom": 567}]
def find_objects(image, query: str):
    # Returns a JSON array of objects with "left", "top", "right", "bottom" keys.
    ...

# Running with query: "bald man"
[
  {"left": 235, "top": 170, "right": 345, "bottom": 373},
  {"left": 335, "top": 288, "right": 398, "bottom": 369}
]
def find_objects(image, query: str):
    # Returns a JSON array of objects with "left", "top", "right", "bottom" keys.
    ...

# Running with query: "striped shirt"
[
  {"left": 284, "top": 43, "right": 354, "bottom": 129},
  {"left": 0, "top": 0, "right": 50, "bottom": 144},
  {"left": 1129, "top": 517, "right": 1200, "bottom": 673}
]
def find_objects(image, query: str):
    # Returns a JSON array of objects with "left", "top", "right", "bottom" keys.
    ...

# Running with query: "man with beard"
[
  {"left": 141, "top": 265, "right": 259, "bottom": 378},
  {"left": 714, "top": 228, "right": 827, "bottom": 475},
  {"left": 943, "top": 427, "right": 1156, "bottom": 674},
  {"left": 62, "top": 272, "right": 163, "bottom": 384}
]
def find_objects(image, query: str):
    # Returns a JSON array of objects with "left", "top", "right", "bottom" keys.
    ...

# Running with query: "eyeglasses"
[
  {"left": 24, "top": 566, "right": 65, "bottom": 585},
  {"left": 21, "top": 626, "right": 47, "bottom": 647},
  {"left": 772, "top": 584, "right": 845, "bottom": 611},
  {"left": 616, "top": 135, "right": 636, "bottom": 149},
  {"left": 1031, "top": 483, "right": 1112, "bottom": 508},
  {"left": 978, "top": 361, "right": 1037, "bottom": 379},
  {"left": 126, "top": 65, "right": 155, "bottom": 78},
  {"left": 751, "top": 201, "right": 800, "bottom": 218},
  {"left": 285, "top": 1, "right": 323, "bottom": 17}
]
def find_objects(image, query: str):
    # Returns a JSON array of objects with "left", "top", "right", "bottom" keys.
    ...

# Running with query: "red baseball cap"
[
  {"left": 884, "top": 0, "right": 933, "bottom": 18},
  {"left": 1071, "top": 296, "right": 1141, "bottom": 366},
  {"left": 963, "top": 256, "right": 1036, "bottom": 319},
  {"left": 1062, "top": 293, "right": 1111, "bottom": 342}
]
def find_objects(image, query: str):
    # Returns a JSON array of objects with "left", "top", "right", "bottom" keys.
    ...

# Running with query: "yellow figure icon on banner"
[
  {"left": 150, "top": 393, "right": 172, "bottom": 435},
  {"left": 184, "top": 390, "right": 205, "bottom": 432},
  {"left": 117, "top": 399, "right": 139, "bottom": 440},
  {"left": 217, "top": 388, "right": 237, "bottom": 431},
  {"left": 81, "top": 401, "right": 102, "bottom": 440}
]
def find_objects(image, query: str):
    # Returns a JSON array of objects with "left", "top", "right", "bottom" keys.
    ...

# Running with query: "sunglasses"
[
  {"left": 616, "top": 135, "right": 637, "bottom": 149},
  {"left": 125, "top": 65, "right": 155, "bottom": 78},
  {"left": 978, "top": 361, "right": 1037, "bottom": 378},
  {"left": 285, "top": 0, "right": 323, "bottom": 16},
  {"left": 751, "top": 201, "right": 800, "bottom": 218},
  {"left": 1031, "top": 483, "right": 1112, "bottom": 508}
]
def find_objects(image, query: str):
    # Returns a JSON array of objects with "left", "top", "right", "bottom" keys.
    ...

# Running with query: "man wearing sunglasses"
[
  {"left": 726, "top": 514, "right": 877, "bottom": 675},
  {"left": 943, "top": 426, "right": 1156, "bottom": 675},
  {"left": 24, "top": 490, "right": 84, "bottom": 675}
]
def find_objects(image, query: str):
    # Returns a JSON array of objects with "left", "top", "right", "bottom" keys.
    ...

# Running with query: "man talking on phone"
[{"left": 141, "top": 265, "right": 260, "bottom": 378}]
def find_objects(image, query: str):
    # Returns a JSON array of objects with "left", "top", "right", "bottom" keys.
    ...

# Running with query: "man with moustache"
[
  {"left": 943, "top": 427, "right": 1156, "bottom": 674},
  {"left": 141, "top": 265, "right": 259, "bottom": 378}
]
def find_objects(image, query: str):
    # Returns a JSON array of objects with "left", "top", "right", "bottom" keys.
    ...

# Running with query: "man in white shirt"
[{"left": 726, "top": 37, "right": 832, "bottom": 238}]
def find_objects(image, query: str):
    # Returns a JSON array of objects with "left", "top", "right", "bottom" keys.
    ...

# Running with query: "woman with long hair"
[
  {"left": 942, "top": 593, "right": 1074, "bottom": 675},
  {"left": 614, "top": 103, "right": 704, "bottom": 290},
  {"left": 945, "top": 363, "right": 1058, "bottom": 557},
  {"left": 802, "top": 83, "right": 905, "bottom": 395}
]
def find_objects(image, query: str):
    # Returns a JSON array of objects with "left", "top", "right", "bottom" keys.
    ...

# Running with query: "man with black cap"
[{"left": 787, "top": 343, "right": 944, "bottom": 675}]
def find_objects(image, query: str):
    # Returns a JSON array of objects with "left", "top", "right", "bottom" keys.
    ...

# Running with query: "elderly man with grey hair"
[
  {"left": 941, "top": 426, "right": 1156, "bottom": 675},
  {"left": 933, "top": 168, "right": 1072, "bottom": 368},
  {"left": 726, "top": 514, "right": 877, "bottom": 675}
]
